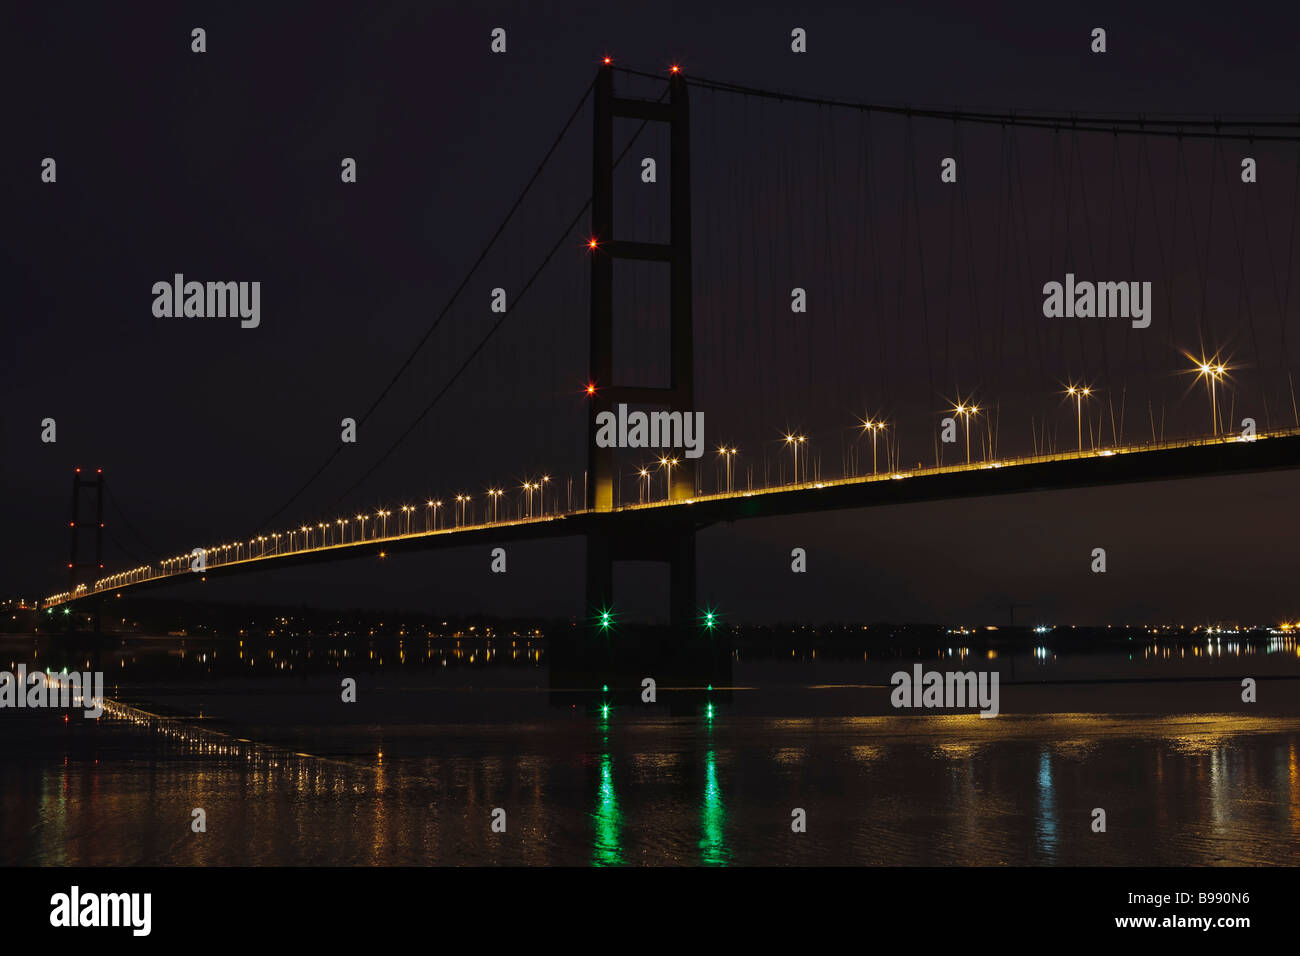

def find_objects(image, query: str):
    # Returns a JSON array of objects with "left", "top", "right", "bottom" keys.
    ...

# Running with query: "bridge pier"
[
  {"left": 584, "top": 525, "right": 697, "bottom": 630},
  {"left": 555, "top": 523, "right": 726, "bottom": 711}
]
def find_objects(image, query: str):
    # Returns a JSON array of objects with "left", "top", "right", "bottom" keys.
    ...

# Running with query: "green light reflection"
[
  {"left": 591, "top": 752, "right": 624, "bottom": 866},
  {"left": 592, "top": 706, "right": 623, "bottom": 866},
  {"left": 699, "top": 749, "right": 731, "bottom": 865}
]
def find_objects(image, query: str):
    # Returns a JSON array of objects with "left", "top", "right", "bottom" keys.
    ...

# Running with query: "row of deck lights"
[{"left": 44, "top": 356, "right": 1239, "bottom": 605}]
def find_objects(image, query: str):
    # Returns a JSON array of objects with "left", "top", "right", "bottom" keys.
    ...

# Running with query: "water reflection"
[
  {"left": 1290, "top": 742, "right": 1300, "bottom": 839},
  {"left": 700, "top": 750, "right": 730, "bottom": 865},
  {"left": 4, "top": 634, "right": 1300, "bottom": 866},
  {"left": 1035, "top": 747, "right": 1058, "bottom": 862},
  {"left": 592, "top": 753, "right": 623, "bottom": 866},
  {"left": 7, "top": 706, "right": 1299, "bottom": 866},
  {"left": 591, "top": 710, "right": 623, "bottom": 866}
]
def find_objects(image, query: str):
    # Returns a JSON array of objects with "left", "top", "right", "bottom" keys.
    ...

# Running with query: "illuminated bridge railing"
[
  {"left": 42, "top": 426, "right": 1300, "bottom": 609},
  {"left": 622, "top": 426, "right": 1300, "bottom": 509}
]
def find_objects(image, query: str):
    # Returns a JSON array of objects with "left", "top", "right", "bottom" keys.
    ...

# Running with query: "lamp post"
[
  {"left": 1214, "top": 364, "right": 1226, "bottom": 434},
  {"left": 784, "top": 434, "right": 806, "bottom": 483},
  {"left": 1065, "top": 385, "right": 1092, "bottom": 452},
  {"left": 1195, "top": 360, "right": 1228, "bottom": 435},
  {"left": 860, "top": 419, "right": 887, "bottom": 474},
  {"left": 718, "top": 446, "right": 737, "bottom": 493},
  {"left": 953, "top": 405, "right": 978, "bottom": 464},
  {"left": 658, "top": 457, "right": 679, "bottom": 500}
]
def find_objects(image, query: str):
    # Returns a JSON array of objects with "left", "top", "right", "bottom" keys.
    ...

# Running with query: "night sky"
[{"left": 4, "top": 1, "right": 1299, "bottom": 625}]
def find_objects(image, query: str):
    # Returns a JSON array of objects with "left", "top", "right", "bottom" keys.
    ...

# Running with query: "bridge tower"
[
  {"left": 585, "top": 63, "right": 698, "bottom": 635},
  {"left": 67, "top": 467, "right": 105, "bottom": 631}
]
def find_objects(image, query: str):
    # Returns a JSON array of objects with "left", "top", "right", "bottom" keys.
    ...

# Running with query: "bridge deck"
[{"left": 44, "top": 429, "right": 1300, "bottom": 608}]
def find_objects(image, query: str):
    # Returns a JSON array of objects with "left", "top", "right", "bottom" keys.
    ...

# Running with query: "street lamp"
[
  {"left": 488, "top": 488, "right": 502, "bottom": 521},
  {"left": 1064, "top": 384, "right": 1093, "bottom": 452},
  {"left": 356, "top": 514, "right": 367, "bottom": 540},
  {"left": 784, "top": 434, "right": 806, "bottom": 483},
  {"left": 540, "top": 475, "right": 550, "bottom": 515},
  {"left": 401, "top": 505, "right": 413, "bottom": 534},
  {"left": 658, "top": 456, "right": 679, "bottom": 499},
  {"left": 860, "top": 419, "right": 886, "bottom": 475},
  {"left": 638, "top": 467, "right": 651, "bottom": 503},
  {"left": 1193, "top": 359, "right": 1229, "bottom": 435},
  {"left": 1211, "top": 361, "right": 1222, "bottom": 429},
  {"left": 953, "top": 404, "right": 979, "bottom": 464},
  {"left": 717, "top": 446, "right": 738, "bottom": 493}
]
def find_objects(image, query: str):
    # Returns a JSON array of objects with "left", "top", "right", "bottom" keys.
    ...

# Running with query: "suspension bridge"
[{"left": 43, "top": 63, "right": 1300, "bottom": 633}]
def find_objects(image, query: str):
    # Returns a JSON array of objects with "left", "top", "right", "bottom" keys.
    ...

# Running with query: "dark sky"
[{"left": 3, "top": 1, "right": 1299, "bottom": 625}]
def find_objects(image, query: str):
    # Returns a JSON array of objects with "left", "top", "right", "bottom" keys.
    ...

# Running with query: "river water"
[{"left": 2, "top": 632, "right": 1298, "bottom": 865}]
